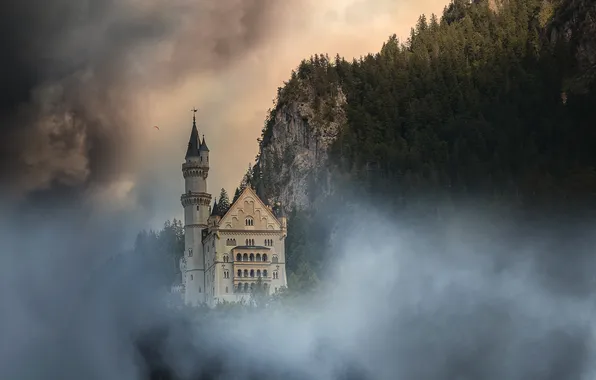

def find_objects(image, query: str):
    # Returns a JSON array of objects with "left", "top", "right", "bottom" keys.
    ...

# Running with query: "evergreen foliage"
[
  {"left": 257, "top": 0, "right": 596, "bottom": 213},
  {"left": 218, "top": 188, "right": 231, "bottom": 214},
  {"left": 250, "top": 0, "right": 596, "bottom": 291}
]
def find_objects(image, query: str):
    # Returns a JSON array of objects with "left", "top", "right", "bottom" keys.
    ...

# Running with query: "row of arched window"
[
  {"left": 245, "top": 217, "right": 254, "bottom": 226},
  {"left": 235, "top": 253, "right": 270, "bottom": 262},
  {"left": 236, "top": 269, "right": 269, "bottom": 278},
  {"left": 235, "top": 283, "right": 269, "bottom": 293},
  {"left": 225, "top": 238, "right": 275, "bottom": 247}
]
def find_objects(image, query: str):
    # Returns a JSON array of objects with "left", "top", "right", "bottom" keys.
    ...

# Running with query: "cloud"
[{"left": 0, "top": 0, "right": 306, "bottom": 208}]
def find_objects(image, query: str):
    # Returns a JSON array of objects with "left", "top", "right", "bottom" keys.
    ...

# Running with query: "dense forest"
[
  {"left": 249, "top": 0, "right": 596, "bottom": 287},
  {"left": 257, "top": 0, "right": 595, "bottom": 209},
  {"left": 136, "top": 0, "right": 596, "bottom": 294}
]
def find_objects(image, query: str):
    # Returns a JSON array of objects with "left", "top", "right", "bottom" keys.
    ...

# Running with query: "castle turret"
[{"left": 181, "top": 109, "right": 212, "bottom": 306}]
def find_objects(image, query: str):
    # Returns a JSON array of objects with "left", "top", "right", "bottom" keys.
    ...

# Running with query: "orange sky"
[{"left": 125, "top": 0, "right": 448, "bottom": 227}]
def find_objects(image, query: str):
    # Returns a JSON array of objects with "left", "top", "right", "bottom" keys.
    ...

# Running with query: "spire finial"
[{"left": 191, "top": 107, "right": 198, "bottom": 126}]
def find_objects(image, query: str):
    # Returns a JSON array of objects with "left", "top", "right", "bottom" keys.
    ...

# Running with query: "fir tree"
[
  {"left": 218, "top": 188, "right": 231, "bottom": 213},
  {"left": 233, "top": 187, "right": 241, "bottom": 203}
]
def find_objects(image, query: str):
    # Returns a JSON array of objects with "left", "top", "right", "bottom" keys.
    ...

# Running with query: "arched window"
[
  {"left": 272, "top": 255, "right": 278, "bottom": 263},
  {"left": 250, "top": 283, "right": 254, "bottom": 291},
  {"left": 224, "top": 255, "right": 229, "bottom": 263},
  {"left": 188, "top": 249, "right": 193, "bottom": 257},
  {"left": 243, "top": 283, "right": 248, "bottom": 292},
  {"left": 236, "top": 253, "right": 241, "bottom": 261},
  {"left": 244, "top": 269, "right": 248, "bottom": 277},
  {"left": 237, "top": 283, "right": 242, "bottom": 292},
  {"left": 243, "top": 253, "right": 248, "bottom": 261},
  {"left": 225, "top": 286, "right": 228, "bottom": 293},
  {"left": 249, "top": 253, "right": 254, "bottom": 261},
  {"left": 250, "top": 269, "right": 254, "bottom": 278},
  {"left": 257, "top": 269, "right": 261, "bottom": 277},
  {"left": 263, "top": 269, "right": 268, "bottom": 277},
  {"left": 245, "top": 217, "right": 254, "bottom": 226},
  {"left": 256, "top": 253, "right": 261, "bottom": 261},
  {"left": 263, "top": 254, "right": 268, "bottom": 262},
  {"left": 237, "top": 269, "right": 242, "bottom": 277},
  {"left": 197, "top": 205, "right": 199, "bottom": 211},
  {"left": 273, "top": 271, "right": 278, "bottom": 279}
]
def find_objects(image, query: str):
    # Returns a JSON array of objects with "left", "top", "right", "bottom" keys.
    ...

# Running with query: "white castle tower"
[{"left": 181, "top": 109, "right": 212, "bottom": 306}]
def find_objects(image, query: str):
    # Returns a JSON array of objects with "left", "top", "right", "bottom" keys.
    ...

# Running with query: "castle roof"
[
  {"left": 185, "top": 115, "right": 200, "bottom": 158},
  {"left": 210, "top": 198, "right": 219, "bottom": 217},
  {"left": 199, "top": 135, "right": 209, "bottom": 152},
  {"left": 218, "top": 186, "right": 282, "bottom": 227}
]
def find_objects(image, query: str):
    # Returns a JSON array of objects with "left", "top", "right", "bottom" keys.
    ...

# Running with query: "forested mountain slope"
[
  {"left": 232, "top": 0, "right": 596, "bottom": 287},
  {"left": 252, "top": 0, "right": 596, "bottom": 214}
]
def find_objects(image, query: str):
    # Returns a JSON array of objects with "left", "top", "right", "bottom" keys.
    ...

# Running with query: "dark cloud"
[{"left": 0, "top": 0, "right": 299, "bottom": 204}]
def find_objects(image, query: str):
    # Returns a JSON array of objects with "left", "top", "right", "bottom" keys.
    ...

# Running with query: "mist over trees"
[
  {"left": 247, "top": 0, "right": 596, "bottom": 289},
  {"left": 135, "top": 0, "right": 596, "bottom": 295}
]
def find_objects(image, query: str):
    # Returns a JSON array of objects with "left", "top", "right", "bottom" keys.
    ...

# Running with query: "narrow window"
[
  {"left": 188, "top": 249, "right": 193, "bottom": 257},
  {"left": 199, "top": 287, "right": 202, "bottom": 293},
  {"left": 250, "top": 269, "right": 255, "bottom": 278},
  {"left": 237, "top": 269, "right": 242, "bottom": 277},
  {"left": 249, "top": 253, "right": 254, "bottom": 261},
  {"left": 226, "top": 286, "right": 228, "bottom": 293},
  {"left": 190, "top": 274, "right": 193, "bottom": 280},
  {"left": 197, "top": 205, "right": 199, "bottom": 211},
  {"left": 243, "top": 253, "right": 248, "bottom": 261},
  {"left": 263, "top": 269, "right": 268, "bottom": 277},
  {"left": 236, "top": 253, "right": 241, "bottom": 261}
]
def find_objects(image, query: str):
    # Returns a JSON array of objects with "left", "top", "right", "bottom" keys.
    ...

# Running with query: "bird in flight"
[{"left": 154, "top": 126, "right": 160, "bottom": 131}]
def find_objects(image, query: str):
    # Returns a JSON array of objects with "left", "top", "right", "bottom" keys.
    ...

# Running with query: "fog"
[
  {"left": 2, "top": 0, "right": 595, "bottom": 378},
  {"left": 1, "top": 198, "right": 595, "bottom": 380}
]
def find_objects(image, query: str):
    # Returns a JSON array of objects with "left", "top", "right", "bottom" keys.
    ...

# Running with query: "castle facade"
[{"left": 180, "top": 113, "right": 288, "bottom": 307}]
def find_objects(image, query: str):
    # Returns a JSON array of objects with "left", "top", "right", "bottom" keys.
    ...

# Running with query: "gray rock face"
[{"left": 259, "top": 82, "right": 346, "bottom": 210}]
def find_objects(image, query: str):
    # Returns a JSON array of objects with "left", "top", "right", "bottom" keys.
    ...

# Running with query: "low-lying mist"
[{"left": 1, "top": 198, "right": 595, "bottom": 380}]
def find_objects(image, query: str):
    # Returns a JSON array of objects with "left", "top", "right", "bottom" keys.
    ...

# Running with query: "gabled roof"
[{"left": 218, "top": 186, "right": 281, "bottom": 228}]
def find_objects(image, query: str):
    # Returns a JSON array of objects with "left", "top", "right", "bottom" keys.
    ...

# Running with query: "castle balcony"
[
  {"left": 181, "top": 162, "right": 208, "bottom": 170},
  {"left": 180, "top": 191, "right": 212, "bottom": 206},
  {"left": 234, "top": 268, "right": 271, "bottom": 280},
  {"left": 233, "top": 276, "right": 270, "bottom": 282}
]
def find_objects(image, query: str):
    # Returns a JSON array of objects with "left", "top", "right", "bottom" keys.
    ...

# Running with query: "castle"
[{"left": 179, "top": 111, "right": 288, "bottom": 307}]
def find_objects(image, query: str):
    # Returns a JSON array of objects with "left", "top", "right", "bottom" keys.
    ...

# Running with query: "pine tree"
[
  {"left": 218, "top": 188, "right": 231, "bottom": 213},
  {"left": 233, "top": 187, "right": 241, "bottom": 203}
]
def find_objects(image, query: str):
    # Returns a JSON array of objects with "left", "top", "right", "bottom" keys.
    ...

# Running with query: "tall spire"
[
  {"left": 199, "top": 134, "right": 209, "bottom": 152},
  {"left": 210, "top": 197, "right": 219, "bottom": 217},
  {"left": 185, "top": 108, "right": 200, "bottom": 158}
]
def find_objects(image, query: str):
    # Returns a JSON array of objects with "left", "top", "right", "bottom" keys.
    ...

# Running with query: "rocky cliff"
[
  {"left": 256, "top": 63, "right": 346, "bottom": 211},
  {"left": 252, "top": 0, "right": 596, "bottom": 215}
]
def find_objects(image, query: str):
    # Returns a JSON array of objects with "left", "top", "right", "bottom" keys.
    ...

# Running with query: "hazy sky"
[
  {"left": 143, "top": 0, "right": 447, "bottom": 228},
  {"left": 0, "top": 0, "right": 448, "bottom": 236}
]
